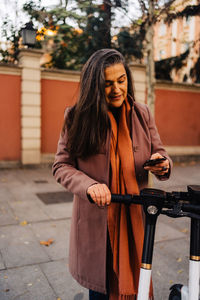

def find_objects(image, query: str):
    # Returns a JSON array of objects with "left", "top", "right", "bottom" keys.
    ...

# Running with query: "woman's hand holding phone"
[{"left": 143, "top": 153, "right": 170, "bottom": 176}]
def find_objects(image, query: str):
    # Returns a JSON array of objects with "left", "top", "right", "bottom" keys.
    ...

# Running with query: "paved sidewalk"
[{"left": 0, "top": 163, "right": 199, "bottom": 300}]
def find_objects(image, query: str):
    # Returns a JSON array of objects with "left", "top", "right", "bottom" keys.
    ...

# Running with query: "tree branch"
[
  {"left": 153, "top": 0, "right": 176, "bottom": 22},
  {"left": 138, "top": 0, "right": 148, "bottom": 15},
  {"left": 165, "top": 4, "right": 200, "bottom": 24}
]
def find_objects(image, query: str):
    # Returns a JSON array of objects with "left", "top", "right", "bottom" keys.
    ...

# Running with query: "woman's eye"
[{"left": 118, "top": 80, "right": 125, "bottom": 84}]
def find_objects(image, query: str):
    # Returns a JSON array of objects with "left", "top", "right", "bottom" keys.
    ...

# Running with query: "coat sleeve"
[
  {"left": 146, "top": 104, "right": 173, "bottom": 180},
  {"left": 52, "top": 125, "right": 99, "bottom": 201}
]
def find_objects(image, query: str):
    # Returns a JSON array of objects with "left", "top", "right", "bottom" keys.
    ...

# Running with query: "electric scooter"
[{"left": 111, "top": 185, "right": 200, "bottom": 300}]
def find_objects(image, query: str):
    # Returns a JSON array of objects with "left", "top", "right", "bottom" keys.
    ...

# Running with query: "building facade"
[{"left": 154, "top": 0, "right": 200, "bottom": 83}]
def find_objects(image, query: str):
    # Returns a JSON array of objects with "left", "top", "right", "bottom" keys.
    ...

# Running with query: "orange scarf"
[{"left": 107, "top": 98, "right": 153, "bottom": 300}]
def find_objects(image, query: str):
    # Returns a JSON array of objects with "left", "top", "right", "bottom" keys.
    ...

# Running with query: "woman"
[{"left": 53, "top": 49, "right": 172, "bottom": 300}]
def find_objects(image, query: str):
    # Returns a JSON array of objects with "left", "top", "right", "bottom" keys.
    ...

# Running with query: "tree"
[
  {"left": 155, "top": 49, "right": 190, "bottom": 81},
  {"left": 165, "top": 3, "right": 200, "bottom": 23},
  {"left": 20, "top": 0, "right": 126, "bottom": 68},
  {"left": 116, "top": 24, "right": 145, "bottom": 62},
  {"left": 145, "top": 0, "right": 156, "bottom": 115},
  {"left": 129, "top": 0, "right": 200, "bottom": 114},
  {"left": 0, "top": 19, "right": 20, "bottom": 64},
  {"left": 163, "top": 3, "right": 200, "bottom": 84},
  {"left": 0, "top": 0, "right": 143, "bottom": 68},
  {"left": 190, "top": 57, "right": 200, "bottom": 83},
  {"left": 23, "top": 0, "right": 88, "bottom": 69}
]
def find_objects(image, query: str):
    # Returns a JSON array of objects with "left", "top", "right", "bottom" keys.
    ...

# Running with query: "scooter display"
[{"left": 111, "top": 185, "right": 200, "bottom": 300}]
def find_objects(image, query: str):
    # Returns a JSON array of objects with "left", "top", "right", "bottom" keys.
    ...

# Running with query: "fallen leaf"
[
  {"left": 177, "top": 257, "right": 182, "bottom": 262},
  {"left": 181, "top": 228, "right": 188, "bottom": 233},
  {"left": 177, "top": 269, "right": 183, "bottom": 274},
  {"left": 156, "top": 271, "right": 161, "bottom": 276},
  {"left": 40, "top": 239, "right": 54, "bottom": 246},
  {"left": 57, "top": 298, "right": 61, "bottom": 300},
  {"left": 4, "top": 289, "right": 10, "bottom": 292},
  {"left": 4, "top": 276, "right": 8, "bottom": 279},
  {"left": 20, "top": 221, "right": 28, "bottom": 226},
  {"left": 169, "top": 280, "right": 173, "bottom": 284},
  {"left": 27, "top": 283, "right": 33, "bottom": 287}
]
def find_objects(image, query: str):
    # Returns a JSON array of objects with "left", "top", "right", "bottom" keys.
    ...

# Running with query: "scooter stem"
[
  {"left": 188, "top": 218, "right": 200, "bottom": 300},
  {"left": 137, "top": 189, "right": 165, "bottom": 300},
  {"left": 188, "top": 185, "right": 200, "bottom": 300}
]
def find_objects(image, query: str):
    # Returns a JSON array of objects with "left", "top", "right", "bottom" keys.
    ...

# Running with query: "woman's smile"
[{"left": 109, "top": 94, "right": 122, "bottom": 101}]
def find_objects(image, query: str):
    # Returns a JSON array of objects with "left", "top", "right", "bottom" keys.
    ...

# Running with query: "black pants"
[{"left": 89, "top": 290, "right": 109, "bottom": 300}]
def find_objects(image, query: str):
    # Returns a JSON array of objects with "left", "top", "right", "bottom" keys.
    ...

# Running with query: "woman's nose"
[{"left": 112, "top": 82, "right": 120, "bottom": 93}]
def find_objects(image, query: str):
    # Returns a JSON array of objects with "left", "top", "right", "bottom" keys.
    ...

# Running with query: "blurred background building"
[{"left": 154, "top": 0, "right": 200, "bottom": 83}]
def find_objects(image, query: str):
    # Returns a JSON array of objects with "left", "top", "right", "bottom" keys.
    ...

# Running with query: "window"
[
  {"left": 159, "top": 21, "right": 166, "bottom": 36},
  {"left": 159, "top": 49, "right": 166, "bottom": 60},
  {"left": 184, "top": 42, "right": 190, "bottom": 51},
  {"left": 185, "top": 16, "right": 191, "bottom": 25}
]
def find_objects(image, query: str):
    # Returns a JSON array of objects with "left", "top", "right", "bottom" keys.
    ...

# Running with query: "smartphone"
[{"left": 143, "top": 157, "right": 166, "bottom": 168}]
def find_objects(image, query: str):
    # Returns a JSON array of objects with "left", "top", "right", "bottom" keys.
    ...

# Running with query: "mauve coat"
[{"left": 52, "top": 101, "right": 172, "bottom": 294}]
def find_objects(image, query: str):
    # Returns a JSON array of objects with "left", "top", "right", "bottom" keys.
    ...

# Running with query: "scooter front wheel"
[{"left": 168, "top": 284, "right": 182, "bottom": 300}]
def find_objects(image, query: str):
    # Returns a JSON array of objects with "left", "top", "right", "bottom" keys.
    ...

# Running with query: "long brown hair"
[{"left": 63, "top": 48, "right": 135, "bottom": 159}]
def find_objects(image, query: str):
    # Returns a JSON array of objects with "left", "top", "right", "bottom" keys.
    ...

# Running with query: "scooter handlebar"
[
  {"left": 111, "top": 187, "right": 200, "bottom": 219},
  {"left": 88, "top": 186, "right": 200, "bottom": 218}
]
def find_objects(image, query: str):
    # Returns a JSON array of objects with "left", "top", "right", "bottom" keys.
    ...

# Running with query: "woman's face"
[{"left": 104, "top": 63, "right": 128, "bottom": 108}]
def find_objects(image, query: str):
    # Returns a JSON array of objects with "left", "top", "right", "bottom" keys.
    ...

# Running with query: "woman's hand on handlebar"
[
  {"left": 87, "top": 183, "right": 111, "bottom": 207},
  {"left": 144, "top": 153, "right": 170, "bottom": 176}
]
